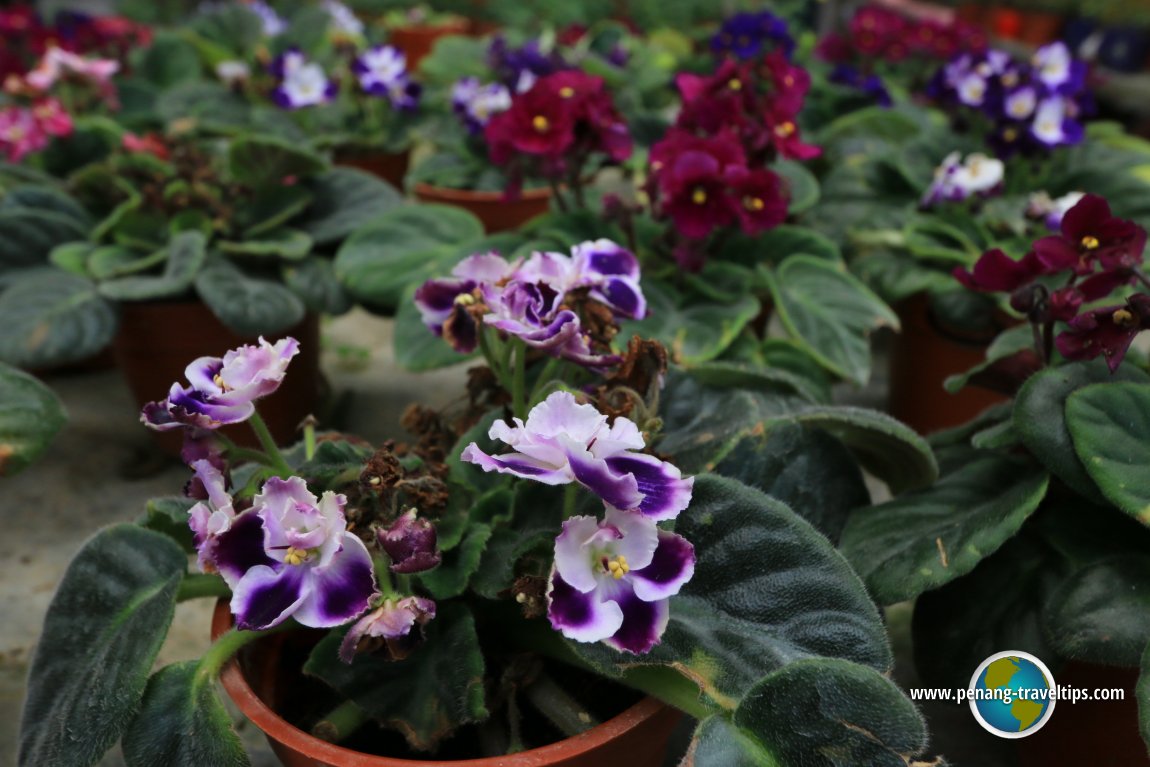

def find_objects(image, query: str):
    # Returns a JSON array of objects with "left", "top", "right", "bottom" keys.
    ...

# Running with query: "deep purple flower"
[
  {"left": 547, "top": 509, "right": 694, "bottom": 654},
  {"left": 218, "top": 477, "right": 375, "bottom": 630},
  {"left": 710, "top": 10, "right": 795, "bottom": 60},
  {"left": 379, "top": 509, "right": 441, "bottom": 574},
  {"left": 338, "top": 596, "right": 436, "bottom": 663},
  {"left": 271, "top": 50, "right": 337, "bottom": 110},
  {"left": 187, "top": 459, "right": 236, "bottom": 574},
  {"left": 353, "top": 46, "right": 419, "bottom": 111},
  {"left": 142, "top": 336, "right": 299, "bottom": 431},
  {"left": 488, "top": 36, "right": 562, "bottom": 89},
  {"left": 1056, "top": 294, "right": 1150, "bottom": 372},
  {"left": 829, "top": 64, "right": 892, "bottom": 107},
  {"left": 414, "top": 252, "right": 520, "bottom": 353},
  {"left": 461, "top": 391, "right": 694, "bottom": 520}
]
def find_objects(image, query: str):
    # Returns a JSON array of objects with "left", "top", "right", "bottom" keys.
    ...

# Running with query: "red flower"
[
  {"left": 650, "top": 130, "right": 746, "bottom": 240},
  {"left": 1056, "top": 294, "right": 1150, "bottom": 372},
  {"left": 766, "top": 107, "right": 821, "bottom": 160},
  {"left": 726, "top": 167, "right": 787, "bottom": 234},
  {"left": 1033, "top": 194, "right": 1147, "bottom": 275},
  {"left": 122, "top": 131, "right": 169, "bottom": 160},
  {"left": 760, "top": 51, "right": 809, "bottom": 118},
  {"left": 953, "top": 248, "right": 1044, "bottom": 293},
  {"left": 486, "top": 83, "right": 577, "bottom": 164}
]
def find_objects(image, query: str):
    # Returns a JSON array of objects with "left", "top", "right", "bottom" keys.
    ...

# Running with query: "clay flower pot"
[
  {"left": 210, "top": 602, "right": 682, "bottom": 767},
  {"left": 389, "top": 21, "right": 469, "bottom": 70},
  {"left": 335, "top": 148, "right": 411, "bottom": 191},
  {"left": 113, "top": 300, "right": 321, "bottom": 457},
  {"left": 1016, "top": 10, "right": 1065, "bottom": 46},
  {"left": 887, "top": 294, "right": 1007, "bottom": 435},
  {"left": 413, "top": 183, "right": 552, "bottom": 234},
  {"left": 989, "top": 8, "right": 1025, "bottom": 40}
]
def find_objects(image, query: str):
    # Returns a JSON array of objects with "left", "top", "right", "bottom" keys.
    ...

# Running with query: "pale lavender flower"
[
  {"left": 1033, "top": 42, "right": 1085, "bottom": 93},
  {"left": 323, "top": 0, "right": 364, "bottom": 37},
  {"left": 338, "top": 596, "right": 436, "bottom": 663},
  {"left": 462, "top": 391, "right": 694, "bottom": 520},
  {"left": 249, "top": 1, "right": 288, "bottom": 36},
  {"left": 271, "top": 50, "right": 337, "bottom": 110},
  {"left": 414, "top": 252, "right": 521, "bottom": 352},
  {"left": 547, "top": 509, "right": 694, "bottom": 653},
  {"left": 1029, "top": 96, "right": 1084, "bottom": 148},
  {"left": 187, "top": 459, "right": 237, "bottom": 574},
  {"left": 141, "top": 336, "right": 299, "bottom": 431},
  {"left": 217, "top": 477, "right": 376, "bottom": 630}
]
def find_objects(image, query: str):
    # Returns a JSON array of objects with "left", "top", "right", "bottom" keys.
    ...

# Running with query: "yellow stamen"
[
  {"left": 1003, "top": 127, "right": 1019, "bottom": 142},
  {"left": 744, "top": 196, "right": 765, "bottom": 211},
  {"left": 783, "top": 74, "right": 795, "bottom": 87},
  {"left": 454, "top": 292, "right": 476, "bottom": 306},
  {"left": 1113, "top": 309, "right": 1136, "bottom": 327},
  {"left": 727, "top": 78, "right": 742, "bottom": 91},
  {"left": 559, "top": 86, "right": 575, "bottom": 98},
  {"left": 1081, "top": 235, "right": 1100, "bottom": 250},
  {"left": 532, "top": 115, "right": 549, "bottom": 133},
  {"left": 691, "top": 188, "right": 707, "bottom": 205},
  {"left": 284, "top": 546, "right": 310, "bottom": 566},
  {"left": 606, "top": 555, "right": 630, "bottom": 580},
  {"left": 212, "top": 373, "right": 230, "bottom": 391},
  {"left": 775, "top": 121, "right": 795, "bottom": 138}
]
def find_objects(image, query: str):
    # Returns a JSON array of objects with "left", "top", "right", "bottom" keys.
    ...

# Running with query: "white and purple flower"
[
  {"left": 142, "top": 336, "right": 299, "bottom": 432},
  {"left": 249, "top": 0, "right": 288, "bottom": 36},
  {"left": 451, "top": 77, "right": 512, "bottom": 134},
  {"left": 353, "top": 46, "right": 421, "bottom": 111},
  {"left": 414, "top": 251, "right": 522, "bottom": 353},
  {"left": 187, "top": 459, "right": 237, "bottom": 574},
  {"left": 921, "top": 151, "right": 1004, "bottom": 207},
  {"left": 338, "top": 595, "right": 436, "bottom": 663},
  {"left": 323, "top": 0, "right": 364, "bottom": 37},
  {"left": 216, "top": 477, "right": 376, "bottom": 630},
  {"left": 547, "top": 509, "right": 694, "bottom": 653},
  {"left": 1033, "top": 41, "right": 1085, "bottom": 93},
  {"left": 271, "top": 50, "right": 337, "bottom": 110},
  {"left": 461, "top": 391, "right": 693, "bottom": 521},
  {"left": 1029, "top": 96, "right": 1084, "bottom": 149}
]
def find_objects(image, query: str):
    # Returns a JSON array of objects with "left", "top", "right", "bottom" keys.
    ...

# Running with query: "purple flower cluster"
[
  {"left": 928, "top": 42, "right": 1091, "bottom": 156},
  {"left": 463, "top": 391, "right": 695, "bottom": 653},
  {"left": 450, "top": 76, "right": 512, "bottom": 135},
  {"left": 920, "top": 151, "right": 1004, "bottom": 208},
  {"left": 414, "top": 240, "right": 646, "bottom": 368},
  {"left": 487, "top": 36, "right": 564, "bottom": 90},
  {"left": 271, "top": 49, "right": 337, "bottom": 110},
  {"left": 352, "top": 45, "right": 420, "bottom": 111},
  {"left": 828, "top": 64, "right": 892, "bottom": 107},
  {"left": 710, "top": 10, "right": 795, "bottom": 60}
]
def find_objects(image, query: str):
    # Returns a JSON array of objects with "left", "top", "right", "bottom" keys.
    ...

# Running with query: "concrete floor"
[{"left": 0, "top": 313, "right": 1013, "bottom": 767}]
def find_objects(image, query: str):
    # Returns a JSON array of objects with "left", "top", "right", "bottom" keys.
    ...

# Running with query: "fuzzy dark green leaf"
[
  {"left": 227, "top": 135, "right": 328, "bottom": 187},
  {"left": 0, "top": 363, "right": 66, "bottom": 475},
  {"left": 195, "top": 260, "right": 305, "bottom": 335},
  {"left": 0, "top": 270, "right": 116, "bottom": 368},
  {"left": 301, "top": 167, "right": 403, "bottom": 246},
  {"left": 1066, "top": 382, "right": 1150, "bottom": 524},
  {"left": 1044, "top": 555, "right": 1150, "bottom": 667}
]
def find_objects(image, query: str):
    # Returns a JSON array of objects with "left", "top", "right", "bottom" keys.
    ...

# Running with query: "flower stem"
[
  {"left": 511, "top": 342, "right": 527, "bottom": 420},
  {"left": 312, "top": 699, "right": 370, "bottom": 743},
  {"left": 176, "top": 573, "right": 231, "bottom": 603},
  {"left": 304, "top": 419, "right": 317, "bottom": 461},
  {"left": 196, "top": 623, "right": 292, "bottom": 684},
  {"left": 248, "top": 410, "right": 292, "bottom": 477},
  {"left": 529, "top": 357, "right": 562, "bottom": 408},
  {"left": 524, "top": 672, "right": 599, "bottom": 737},
  {"left": 563, "top": 484, "right": 578, "bottom": 520}
]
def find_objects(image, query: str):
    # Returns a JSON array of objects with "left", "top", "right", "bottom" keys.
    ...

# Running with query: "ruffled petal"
[
  {"left": 230, "top": 564, "right": 307, "bottom": 630},
  {"left": 460, "top": 444, "right": 573, "bottom": 484},
  {"left": 214, "top": 512, "right": 275, "bottom": 588},
  {"left": 553, "top": 516, "right": 608, "bottom": 593},
  {"left": 292, "top": 533, "right": 376, "bottom": 628},
  {"left": 603, "top": 584, "right": 669, "bottom": 654},
  {"left": 630, "top": 530, "right": 696, "bottom": 602},
  {"left": 566, "top": 449, "right": 643, "bottom": 511},
  {"left": 547, "top": 569, "right": 624, "bottom": 643},
  {"left": 604, "top": 453, "right": 694, "bottom": 521},
  {"left": 603, "top": 509, "right": 660, "bottom": 571}
]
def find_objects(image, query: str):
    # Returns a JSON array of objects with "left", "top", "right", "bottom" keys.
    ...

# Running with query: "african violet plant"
[
  {"left": 0, "top": 363, "right": 66, "bottom": 477},
  {"left": 21, "top": 236, "right": 947, "bottom": 766},
  {"left": 839, "top": 195, "right": 1150, "bottom": 741},
  {"left": 0, "top": 130, "right": 399, "bottom": 369}
]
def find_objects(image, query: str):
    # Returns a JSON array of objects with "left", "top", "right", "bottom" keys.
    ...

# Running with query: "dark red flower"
[
  {"left": 726, "top": 167, "right": 788, "bottom": 234},
  {"left": 674, "top": 60, "right": 759, "bottom": 142},
  {"left": 761, "top": 51, "right": 809, "bottom": 117},
  {"left": 650, "top": 130, "right": 746, "bottom": 240},
  {"left": 953, "top": 248, "right": 1044, "bottom": 293},
  {"left": 1056, "top": 294, "right": 1150, "bottom": 371},
  {"left": 485, "top": 83, "right": 577, "bottom": 164},
  {"left": 1033, "top": 194, "right": 1147, "bottom": 275},
  {"left": 766, "top": 107, "right": 821, "bottom": 160}
]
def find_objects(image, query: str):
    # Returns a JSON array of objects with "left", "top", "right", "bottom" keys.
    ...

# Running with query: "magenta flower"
[
  {"left": 462, "top": 391, "right": 694, "bottom": 520},
  {"left": 547, "top": 509, "right": 694, "bottom": 653},
  {"left": 24, "top": 46, "right": 119, "bottom": 91},
  {"left": 217, "top": 477, "right": 375, "bottom": 630},
  {"left": 0, "top": 107, "right": 47, "bottom": 163},
  {"left": 1056, "top": 294, "right": 1150, "bottom": 372},
  {"left": 338, "top": 596, "right": 436, "bottom": 663},
  {"left": 142, "top": 336, "right": 299, "bottom": 431},
  {"left": 30, "top": 98, "right": 72, "bottom": 137},
  {"left": 726, "top": 168, "right": 788, "bottom": 234},
  {"left": 378, "top": 509, "right": 441, "bottom": 574}
]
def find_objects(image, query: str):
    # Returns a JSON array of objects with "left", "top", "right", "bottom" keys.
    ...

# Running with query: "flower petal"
[
  {"left": 553, "top": 516, "right": 606, "bottom": 593},
  {"left": 547, "top": 570, "right": 624, "bottom": 643},
  {"left": 604, "top": 453, "right": 694, "bottom": 521},
  {"left": 460, "top": 444, "right": 573, "bottom": 484},
  {"left": 566, "top": 449, "right": 642, "bottom": 512},
  {"left": 602, "top": 582, "right": 669, "bottom": 654},
  {"left": 292, "top": 533, "right": 376, "bottom": 628},
  {"left": 630, "top": 530, "right": 696, "bottom": 602},
  {"left": 214, "top": 511, "right": 275, "bottom": 588},
  {"left": 231, "top": 564, "right": 307, "bottom": 630}
]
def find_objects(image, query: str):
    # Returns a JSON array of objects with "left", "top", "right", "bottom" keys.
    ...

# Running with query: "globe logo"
[{"left": 969, "top": 651, "right": 1057, "bottom": 738}]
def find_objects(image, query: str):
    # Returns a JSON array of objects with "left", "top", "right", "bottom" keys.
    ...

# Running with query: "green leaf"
[
  {"left": 816, "top": 105, "right": 925, "bottom": 146},
  {"left": 1066, "top": 382, "right": 1150, "bottom": 524},
  {"left": 239, "top": 184, "right": 314, "bottom": 238},
  {"left": 712, "top": 422, "right": 869, "bottom": 543},
  {"left": 569, "top": 476, "right": 892, "bottom": 710},
  {"left": 715, "top": 225, "right": 841, "bottom": 267},
  {"left": 903, "top": 216, "right": 981, "bottom": 264},
  {"left": 471, "top": 482, "right": 563, "bottom": 599},
  {"left": 0, "top": 184, "right": 92, "bottom": 226},
  {"left": 690, "top": 658, "right": 928, "bottom": 767},
  {"left": 1140, "top": 641, "right": 1150, "bottom": 753},
  {"left": 137, "top": 497, "right": 196, "bottom": 553},
  {"left": 156, "top": 81, "right": 250, "bottom": 132},
  {"left": 98, "top": 230, "right": 207, "bottom": 302},
  {"left": 121, "top": 661, "right": 249, "bottom": 767},
  {"left": 1015, "top": 361, "right": 1150, "bottom": 503},
  {"left": 1044, "top": 554, "right": 1150, "bottom": 667},
  {"left": 335, "top": 205, "right": 485, "bottom": 313},
  {"left": 19, "top": 525, "right": 186, "bottom": 767},
  {"left": 88, "top": 245, "right": 167, "bottom": 280},
  {"left": 136, "top": 31, "right": 203, "bottom": 88},
  {"left": 303, "top": 603, "right": 488, "bottom": 751},
  {"left": 912, "top": 536, "right": 1061, "bottom": 690},
  {"left": 944, "top": 324, "right": 1036, "bottom": 394},
  {"left": 419, "top": 523, "right": 493, "bottom": 600},
  {"left": 282, "top": 256, "right": 353, "bottom": 315},
  {"left": 0, "top": 270, "right": 116, "bottom": 368},
  {"left": 195, "top": 260, "right": 305, "bottom": 335},
  {"left": 776, "top": 160, "right": 820, "bottom": 215},
  {"left": 839, "top": 448, "right": 1049, "bottom": 605},
  {"left": 300, "top": 167, "right": 404, "bottom": 246},
  {"left": 218, "top": 228, "right": 313, "bottom": 260},
  {"left": 620, "top": 281, "right": 760, "bottom": 365},
  {"left": 764, "top": 255, "right": 898, "bottom": 384},
  {"left": 0, "top": 363, "right": 66, "bottom": 476},
  {"left": 48, "top": 241, "right": 96, "bottom": 276},
  {"left": 0, "top": 208, "right": 89, "bottom": 271},
  {"left": 227, "top": 135, "right": 328, "bottom": 187}
]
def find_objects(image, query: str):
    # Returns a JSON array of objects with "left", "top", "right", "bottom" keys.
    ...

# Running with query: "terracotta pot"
[
  {"left": 1016, "top": 10, "right": 1064, "bottom": 46},
  {"left": 955, "top": 4, "right": 988, "bottom": 26},
  {"left": 335, "top": 148, "right": 411, "bottom": 191},
  {"left": 990, "top": 8, "right": 1024, "bottom": 40},
  {"left": 1017, "top": 662, "right": 1148, "bottom": 766},
  {"left": 389, "top": 22, "right": 469, "bottom": 70},
  {"left": 210, "top": 602, "right": 682, "bottom": 767},
  {"left": 413, "top": 183, "right": 552, "bottom": 234},
  {"left": 887, "top": 294, "right": 1007, "bottom": 435},
  {"left": 112, "top": 300, "right": 321, "bottom": 457}
]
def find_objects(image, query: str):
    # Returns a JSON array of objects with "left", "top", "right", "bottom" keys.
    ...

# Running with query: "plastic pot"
[
  {"left": 413, "top": 183, "right": 552, "bottom": 233},
  {"left": 334, "top": 148, "right": 411, "bottom": 191},
  {"left": 389, "top": 22, "right": 469, "bottom": 70},
  {"left": 210, "top": 602, "right": 682, "bottom": 767},
  {"left": 112, "top": 300, "right": 320, "bottom": 457}
]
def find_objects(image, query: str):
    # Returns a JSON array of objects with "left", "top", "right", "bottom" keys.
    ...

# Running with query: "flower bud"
[{"left": 378, "top": 509, "right": 441, "bottom": 574}]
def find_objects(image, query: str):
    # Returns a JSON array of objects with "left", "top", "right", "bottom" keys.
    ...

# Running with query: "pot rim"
[
  {"left": 413, "top": 182, "right": 553, "bottom": 203},
  {"left": 210, "top": 600, "right": 672, "bottom": 767}
]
